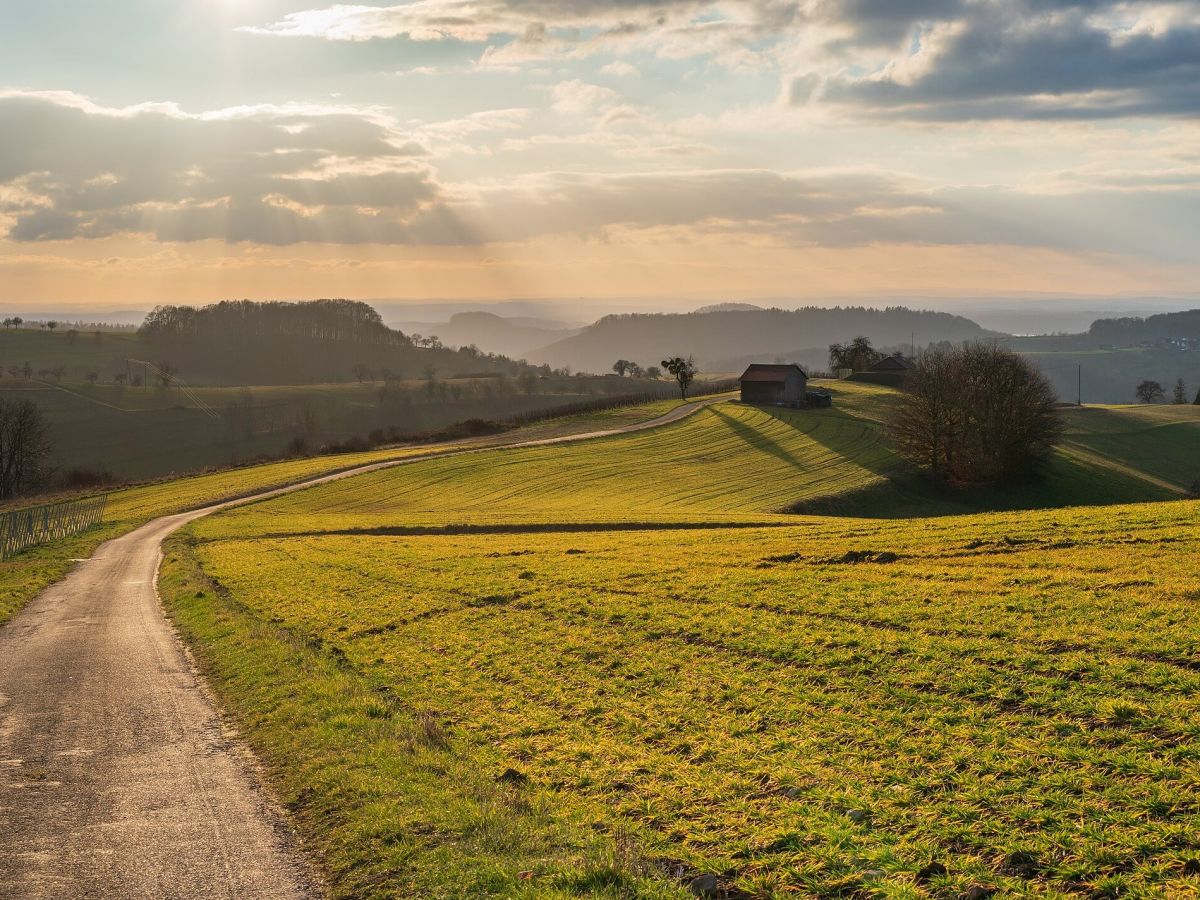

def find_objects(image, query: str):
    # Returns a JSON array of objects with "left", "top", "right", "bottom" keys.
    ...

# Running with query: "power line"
[{"left": 126, "top": 359, "right": 221, "bottom": 421}]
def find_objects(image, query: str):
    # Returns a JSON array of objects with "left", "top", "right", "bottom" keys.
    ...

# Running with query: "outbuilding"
[
  {"left": 870, "top": 354, "right": 915, "bottom": 374},
  {"left": 739, "top": 363, "right": 808, "bottom": 406}
]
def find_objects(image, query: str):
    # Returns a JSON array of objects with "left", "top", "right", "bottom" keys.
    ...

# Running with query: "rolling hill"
[
  {"left": 206, "top": 382, "right": 1191, "bottom": 534},
  {"left": 526, "top": 306, "right": 997, "bottom": 374}
]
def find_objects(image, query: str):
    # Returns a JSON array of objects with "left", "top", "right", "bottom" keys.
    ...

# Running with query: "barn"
[
  {"left": 870, "top": 354, "right": 915, "bottom": 374},
  {"left": 739, "top": 364, "right": 808, "bottom": 406}
]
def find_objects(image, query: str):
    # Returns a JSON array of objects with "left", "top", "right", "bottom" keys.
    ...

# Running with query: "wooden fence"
[{"left": 0, "top": 495, "right": 107, "bottom": 561}]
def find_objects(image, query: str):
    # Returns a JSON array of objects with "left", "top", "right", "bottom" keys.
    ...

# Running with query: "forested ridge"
[{"left": 139, "top": 299, "right": 531, "bottom": 384}]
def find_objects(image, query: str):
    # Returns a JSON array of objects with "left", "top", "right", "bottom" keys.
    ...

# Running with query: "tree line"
[{"left": 1135, "top": 379, "right": 1200, "bottom": 405}]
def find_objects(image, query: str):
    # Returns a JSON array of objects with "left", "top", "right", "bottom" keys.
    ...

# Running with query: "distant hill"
[
  {"left": 391, "top": 311, "right": 579, "bottom": 359},
  {"left": 1089, "top": 309, "right": 1200, "bottom": 344},
  {"left": 139, "top": 300, "right": 532, "bottom": 385},
  {"left": 526, "top": 306, "right": 996, "bottom": 373},
  {"left": 693, "top": 302, "right": 763, "bottom": 314}
]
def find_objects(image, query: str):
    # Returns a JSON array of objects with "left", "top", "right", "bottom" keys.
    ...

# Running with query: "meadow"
[
  {"left": 0, "top": 397, "right": 688, "bottom": 627},
  {"left": 156, "top": 386, "right": 1200, "bottom": 898}
]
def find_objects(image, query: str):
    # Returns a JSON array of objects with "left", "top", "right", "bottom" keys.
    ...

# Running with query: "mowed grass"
[{"left": 160, "top": 388, "right": 1200, "bottom": 897}]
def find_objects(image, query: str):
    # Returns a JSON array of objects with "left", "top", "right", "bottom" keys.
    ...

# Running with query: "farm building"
[
  {"left": 848, "top": 354, "right": 915, "bottom": 389},
  {"left": 739, "top": 364, "right": 808, "bottom": 406},
  {"left": 870, "top": 354, "right": 915, "bottom": 374}
]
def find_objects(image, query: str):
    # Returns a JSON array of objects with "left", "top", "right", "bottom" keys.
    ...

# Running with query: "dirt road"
[{"left": 0, "top": 396, "right": 722, "bottom": 899}]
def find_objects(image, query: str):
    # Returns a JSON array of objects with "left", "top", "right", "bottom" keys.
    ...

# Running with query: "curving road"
[{"left": 0, "top": 395, "right": 723, "bottom": 899}]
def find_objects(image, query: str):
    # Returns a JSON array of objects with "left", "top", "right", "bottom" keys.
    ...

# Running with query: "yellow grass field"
[{"left": 156, "top": 388, "right": 1200, "bottom": 898}]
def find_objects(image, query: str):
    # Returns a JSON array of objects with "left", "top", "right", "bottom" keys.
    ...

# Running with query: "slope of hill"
[
  {"left": 202, "top": 383, "right": 1189, "bottom": 539},
  {"left": 527, "top": 307, "right": 996, "bottom": 374},
  {"left": 159, "top": 389, "right": 1200, "bottom": 898}
]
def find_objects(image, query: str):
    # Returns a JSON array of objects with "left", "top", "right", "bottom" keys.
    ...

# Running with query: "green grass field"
[
  {"left": 147, "top": 387, "right": 1200, "bottom": 898},
  {"left": 0, "top": 397, "right": 693, "bottom": 628}
]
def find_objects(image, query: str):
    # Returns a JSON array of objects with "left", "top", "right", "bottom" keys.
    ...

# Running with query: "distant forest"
[
  {"left": 140, "top": 299, "right": 534, "bottom": 384},
  {"left": 528, "top": 306, "right": 996, "bottom": 373},
  {"left": 1088, "top": 310, "right": 1200, "bottom": 344}
]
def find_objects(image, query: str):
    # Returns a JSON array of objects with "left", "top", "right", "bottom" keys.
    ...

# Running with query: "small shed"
[
  {"left": 740, "top": 364, "right": 808, "bottom": 407},
  {"left": 870, "top": 354, "right": 915, "bottom": 373}
]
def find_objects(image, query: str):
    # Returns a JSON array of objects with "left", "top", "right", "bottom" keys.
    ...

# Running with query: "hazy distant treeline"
[
  {"left": 140, "top": 299, "right": 534, "bottom": 385},
  {"left": 1089, "top": 310, "right": 1200, "bottom": 344},
  {"left": 529, "top": 305, "right": 997, "bottom": 373}
]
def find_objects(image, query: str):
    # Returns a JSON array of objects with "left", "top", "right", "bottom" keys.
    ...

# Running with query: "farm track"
[{"left": 0, "top": 395, "right": 722, "bottom": 899}]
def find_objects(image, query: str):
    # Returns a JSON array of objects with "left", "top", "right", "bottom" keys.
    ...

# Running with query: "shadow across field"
[
  {"left": 258, "top": 520, "right": 805, "bottom": 539},
  {"left": 737, "top": 402, "right": 1178, "bottom": 518}
]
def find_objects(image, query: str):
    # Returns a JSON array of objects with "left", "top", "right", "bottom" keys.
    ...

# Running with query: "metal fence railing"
[{"left": 0, "top": 495, "right": 107, "bottom": 561}]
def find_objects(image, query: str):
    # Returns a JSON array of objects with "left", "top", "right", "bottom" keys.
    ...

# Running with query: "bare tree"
[
  {"left": 661, "top": 356, "right": 698, "bottom": 400},
  {"left": 0, "top": 399, "right": 51, "bottom": 498},
  {"left": 1135, "top": 380, "right": 1165, "bottom": 404},
  {"left": 889, "top": 344, "right": 1062, "bottom": 486},
  {"left": 829, "top": 336, "right": 883, "bottom": 373}
]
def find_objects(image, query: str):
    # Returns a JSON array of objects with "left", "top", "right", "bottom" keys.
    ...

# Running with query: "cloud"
[
  {"left": 3, "top": 91, "right": 1196, "bottom": 261},
  {"left": 244, "top": 0, "right": 1200, "bottom": 119},
  {"left": 600, "top": 60, "right": 639, "bottom": 77},
  {"left": 803, "top": 1, "right": 1200, "bottom": 120},
  {"left": 550, "top": 80, "right": 620, "bottom": 113},
  {"left": 0, "top": 91, "right": 452, "bottom": 245},
  {"left": 241, "top": 0, "right": 791, "bottom": 67}
]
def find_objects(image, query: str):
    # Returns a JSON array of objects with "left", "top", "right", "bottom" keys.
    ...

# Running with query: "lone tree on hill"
[
  {"left": 889, "top": 344, "right": 1062, "bottom": 487},
  {"left": 1135, "top": 380, "right": 1165, "bottom": 403},
  {"left": 661, "top": 356, "right": 698, "bottom": 400},
  {"left": 0, "top": 399, "right": 50, "bottom": 498},
  {"left": 1173, "top": 378, "right": 1188, "bottom": 404}
]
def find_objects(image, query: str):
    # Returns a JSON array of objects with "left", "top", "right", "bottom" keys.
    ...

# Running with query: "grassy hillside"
[
  {"left": 0, "top": 369, "right": 676, "bottom": 480},
  {"left": 201, "top": 383, "right": 1187, "bottom": 537},
  {"left": 155, "top": 386, "right": 1200, "bottom": 898}
]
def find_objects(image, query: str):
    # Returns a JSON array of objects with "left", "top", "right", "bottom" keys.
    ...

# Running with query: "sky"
[{"left": 1, "top": 0, "right": 1198, "bottom": 310}]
